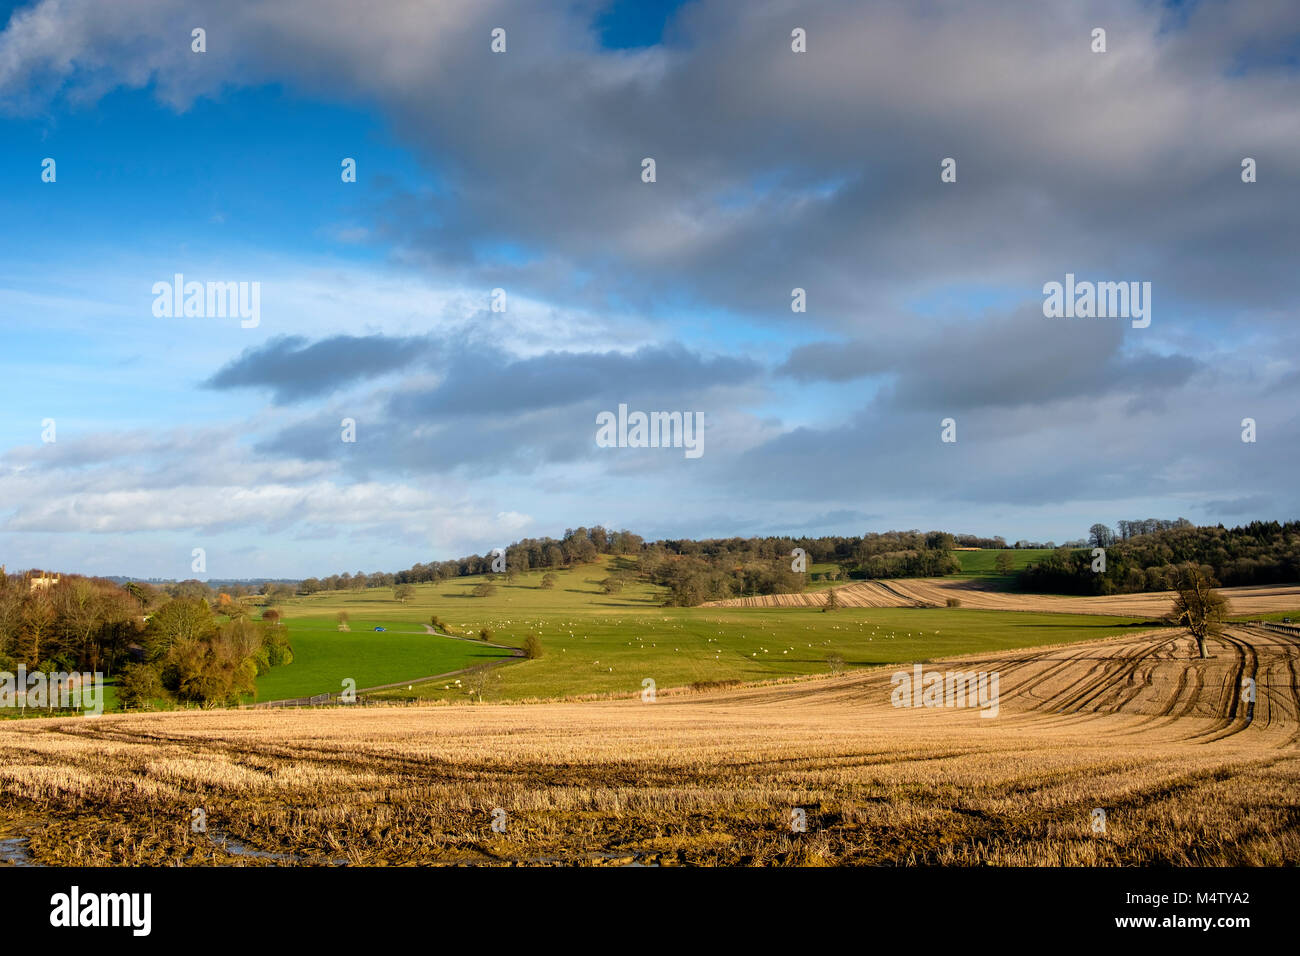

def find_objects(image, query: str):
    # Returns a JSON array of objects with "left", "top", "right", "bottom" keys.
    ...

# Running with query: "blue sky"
[{"left": 0, "top": 0, "right": 1297, "bottom": 579}]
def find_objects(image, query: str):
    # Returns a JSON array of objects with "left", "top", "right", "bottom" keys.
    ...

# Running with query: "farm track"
[{"left": 0, "top": 627, "right": 1296, "bottom": 866}]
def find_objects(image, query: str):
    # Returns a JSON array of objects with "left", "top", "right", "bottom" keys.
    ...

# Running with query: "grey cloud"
[
  {"left": 1203, "top": 495, "right": 1275, "bottom": 517},
  {"left": 388, "top": 343, "right": 761, "bottom": 418},
  {"left": 255, "top": 342, "right": 763, "bottom": 475},
  {"left": 5, "top": 0, "right": 1298, "bottom": 332},
  {"left": 204, "top": 334, "right": 432, "bottom": 403},
  {"left": 781, "top": 308, "right": 1202, "bottom": 412}
]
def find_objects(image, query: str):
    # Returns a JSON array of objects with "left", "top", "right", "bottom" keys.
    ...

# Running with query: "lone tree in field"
[
  {"left": 465, "top": 666, "right": 499, "bottom": 702},
  {"left": 336, "top": 610, "right": 350, "bottom": 631},
  {"left": 472, "top": 581, "right": 498, "bottom": 598},
  {"left": 822, "top": 588, "right": 841, "bottom": 612},
  {"left": 826, "top": 653, "right": 845, "bottom": 675},
  {"left": 523, "top": 633, "right": 543, "bottom": 659},
  {"left": 540, "top": 572, "right": 558, "bottom": 589},
  {"left": 994, "top": 551, "right": 1015, "bottom": 574},
  {"left": 393, "top": 583, "right": 415, "bottom": 603},
  {"left": 1169, "top": 564, "right": 1228, "bottom": 659},
  {"left": 262, "top": 609, "right": 281, "bottom": 626}
]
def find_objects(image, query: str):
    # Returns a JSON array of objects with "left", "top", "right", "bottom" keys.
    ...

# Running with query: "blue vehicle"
[{"left": 373, "top": 626, "right": 386, "bottom": 632}]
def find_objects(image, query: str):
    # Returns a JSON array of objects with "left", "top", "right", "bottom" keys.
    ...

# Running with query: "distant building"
[{"left": 29, "top": 575, "right": 60, "bottom": 592}]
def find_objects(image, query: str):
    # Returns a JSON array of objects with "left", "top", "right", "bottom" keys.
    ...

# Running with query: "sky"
[{"left": 0, "top": 0, "right": 1297, "bottom": 580}]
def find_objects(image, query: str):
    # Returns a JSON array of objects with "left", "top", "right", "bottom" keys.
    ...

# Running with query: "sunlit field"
[
  {"left": 268, "top": 558, "right": 1159, "bottom": 704},
  {"left": 2, "top": 626, "right": 1295, "bottom": 867}
]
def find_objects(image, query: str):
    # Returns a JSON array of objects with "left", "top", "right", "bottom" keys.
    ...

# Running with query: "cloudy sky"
[{"left": 0, "top": 0, "right": 1297, "bottom": 579}]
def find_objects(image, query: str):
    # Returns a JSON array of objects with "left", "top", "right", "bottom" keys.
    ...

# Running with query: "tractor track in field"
[
  {"left": 706, "top": 579, "right": 1300, "bottom": 617},
  {"left": 1, "top": 623, "right": 1297, "bottom": 867},
  {"left": 839, "top": 626, "right": 1299, "bottom": 743}
]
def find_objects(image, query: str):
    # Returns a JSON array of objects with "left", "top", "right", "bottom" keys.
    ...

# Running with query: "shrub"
[
  {"left": 540, "top": 573, "right": 558, "bottom": 590},
  {"left": 523, "top": 634, "right": 543, "bottom": 659},
  {"left": 945, "top": 597, "right": 961, "bottom": 608},
  {"left": 479, "top": 627, "right": 493, "bottom": 642},
  {"left": 265, "top": 629, "right": 294, "bottom": 666}
]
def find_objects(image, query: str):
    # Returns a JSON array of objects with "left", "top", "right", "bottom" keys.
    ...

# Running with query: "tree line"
[
  {"left": 293, "top": 527, "right": 978, "bottom": 607},
  {"left": 1022, "top": 520, "right": 1300, "bottom": 595},
  {"left": 0, "top": 570, "right": 292, "bottom": 709}
]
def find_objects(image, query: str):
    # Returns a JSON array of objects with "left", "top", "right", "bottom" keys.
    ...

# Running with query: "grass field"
[
  {"left": 265, "top": 558, "right": 1158, "bottom": 704},
  {"left": 250, "top": 619, "right": 512, "bottom": 702},
  {"left": 953, "top": 548, "right": 1056, "bottom": 579}
]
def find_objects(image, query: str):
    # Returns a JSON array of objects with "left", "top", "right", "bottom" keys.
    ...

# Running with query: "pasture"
[
  {"left": 250, "top": 618, "right": 512, "bottom": 703},
  {"left": 266, "top": 559, "right": 1157, "bottom": 704},
  {"left": 953, "top": 547, "right": 1055, "bottom": 578}
]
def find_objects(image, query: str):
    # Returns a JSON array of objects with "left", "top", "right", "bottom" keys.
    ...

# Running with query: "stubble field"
[
  {"left": 707, "top": 578, "right": 1300, "bottom": 617},
  {"left": 1, "top": 626, "right": 1296, "bottom": 867}
]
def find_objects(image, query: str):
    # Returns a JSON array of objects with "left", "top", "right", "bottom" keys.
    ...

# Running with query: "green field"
[
  {"left": 250, "top": 617, "right": 513, "bottom": 702},
  {"left": 267, "top": 558, "right": 1160, "bottom": 704},
  {"left": 1229, "top": 609, "right": 1300, "bottom": 623},
  {"left": 954, "top": 548, "right": 1057, "bottom": 575}
]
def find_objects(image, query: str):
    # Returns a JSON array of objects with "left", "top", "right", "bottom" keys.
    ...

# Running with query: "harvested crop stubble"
[
  {"left": 0, "top": 627, "right": 1296, "bottom": 866},
  {"left": 707, "top": 580, "right": 1300, "bottom": 617}
]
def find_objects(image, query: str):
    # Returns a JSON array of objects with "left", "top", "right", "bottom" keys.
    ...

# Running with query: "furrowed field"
[
  {"left": 1, "top": 625, "right": 1296, "bottom": 867},
  {"left": 2, "top": 556, "right": 1296, "bottom": 867}
]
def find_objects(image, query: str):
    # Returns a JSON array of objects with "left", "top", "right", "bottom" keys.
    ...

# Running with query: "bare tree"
[
  {"left": 1169, "top": 564, "right": 1228, "bottom": 659},
  {"left": 465, "top": 666, "right": 499, "bottom": 702}
]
